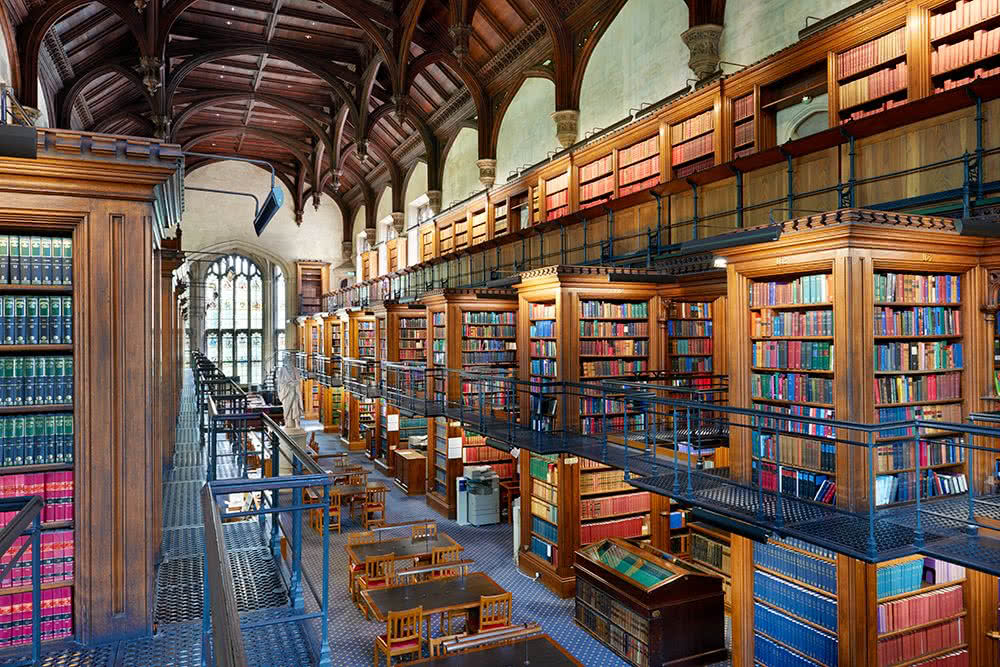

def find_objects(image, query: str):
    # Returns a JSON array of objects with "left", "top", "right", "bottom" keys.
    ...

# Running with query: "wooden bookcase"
[
  {"left": 470, "top": 207, "right": 488, "bottom": 248},
  {"left": 0, "top": 129, "right": 182, "bottom": 643},
  {"left": 295, "top": 260, "right": 330, "bottom": 316},
  {"left": 577, "top": 153, "right": 614, "bottom": 211},
  {"left": 732, "top": 93, "right": 756, "bottom": 158},
  {"left": 319, "top": 313, "right": 342, "bottom": 433},
  {"left": 492, "top": 199, "right": 510, "bottom": 238},
  {"left": 617, "top": 134, "right": 660, "bottom": 198},
  {"left": 836, "top": 25, "right": 908, "bottom": 124},
  {"left": 420, "top": 289, "right": 519, "bottom": 518},
  {"left": 670, "top": 108, "right": 715, "bottom": 180},
  {"left": 544, "top": 171, "right": 570, "bottom": 221},
  {"left": 338, "top": 309, "right": 376, "bottom": 451},
  {"left": 720, "top": 210, "right": 997, "bottom": 667},
  {"left": 688, "top": 522, "right": 732, "bottom": 612},
  {"left": 930, "top": 0, "right": 1000, "bottom": 93}
]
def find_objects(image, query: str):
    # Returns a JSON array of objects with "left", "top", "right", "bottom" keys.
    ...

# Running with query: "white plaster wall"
[
  {"left": 0, "top": 25, "right": 10, "bottom": 86},
  {"left": 722, "top": 0, "right": 858, "bottom": 67},
  {"left": 375, "top": 186, "right": 393, "bottom": 222},
  {"left": 404, "top": 162, "right": 428, "bottom": 212},
  {"left": 776, "top": 94, "right": 829, "bottom": 144},
  {"left": 578, "top": 0, "right": 688, "bottom": 138},
  {"left": 182, "top": 161, "right": 344, "bottom": 265},
  {"left": 495, "top": 78, "right": 557, "bottom": 185},
  {"left": 441, "top": 127, "right": 481, "bottom": 208}
]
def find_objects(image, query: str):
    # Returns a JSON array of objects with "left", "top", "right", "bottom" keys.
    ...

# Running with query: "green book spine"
[
  {"left": 23, "top": 415, "right": 34, "bottom": 465},
  {"left": 63, "top": 238, "right": 73, "bottom": 285},
  {"left": 0, "top": 235, "right": 9, "bottom": 284},
  {"left": 14, "top": 297, "right": 25, "bottom": 345},
  {"left": 45, "top": 356, "right": 55, "bottom": 405},
  {"left": 26, "top": 296, "right": 37, "bottom": 345},
  {"left": 50, "top": 296, "right": 61, "bottom": 344},
  {"left": 12, "top": 358, "right": 23, "bottom": 406},
  {"left": 52, "top": 238, "right": 63, "bottom": 286},
  {"left": 62, "top": 297, "right": 71, "bottom": 344},
  {"left": 64, "top": 414, "right": 74, "bottom": 463},
  {"left": 38, "top": 297, "right": 49, "bottom": 345},
  {"left": 13, "top": 415, "right": 24, "bottom": 465},
  {"left": 45, "top": 414, "right": 56, "bottom": 463},
  {"left": 18, "top": 236, "right": 30, "bottom": 285},
  {"left": 8, "top": 236, "right": 19, "bottom": 285},
  {"left": 30, "top": 236, "right": 41, "bottom": 285},
  {"left": 65, "top": 357, "right": 73, "bottom": 403},
  {"left": 40, "top": 237, "right": 51, "bottom": 286},
  {"left": 23, "top": 357, "right": 34, "bottom": 406},
  {"left": 2, "top": 416, "right": 12, "bottom": 467},
  {"left": 3, "top": 297, "right": 12, "bottom": 345}
]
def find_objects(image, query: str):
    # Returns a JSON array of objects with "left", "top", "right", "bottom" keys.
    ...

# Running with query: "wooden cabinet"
[
  {"left": 295, "top": 260, "right": 330, "bottom": 315},
  {"left": 574, "top": 538, "right": 727, "bottom": 667},
  {"left": 393, "top": 449, "right": 426, "bottom": 495}
]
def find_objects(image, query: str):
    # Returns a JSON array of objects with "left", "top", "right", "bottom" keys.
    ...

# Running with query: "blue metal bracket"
[{"left": 687, "top": 180, "right": 698, "bottom": 239}]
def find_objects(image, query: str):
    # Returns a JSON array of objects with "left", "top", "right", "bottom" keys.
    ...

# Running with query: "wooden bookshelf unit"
[
  {"left": 545, "top": 172, "right": 570, "bottom": 221},
  {"left": 578, "top": 154, "right": 614, "bottom": 211},
  {"left": 617, "top": 135, "right": 660, "bottom": 197},
  {"left": 670, "top": 109, "right": 714, "bottom": 179},
  {"left": 732, "top": 94, "right": 755, "bottom": 159},
  {"left": 837, "top": 25, "right": 908, "bottom": 123}
]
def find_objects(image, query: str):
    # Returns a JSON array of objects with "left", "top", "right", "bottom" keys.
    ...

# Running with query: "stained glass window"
[{"left": 203, "top": 254, "right": 264, "bottom": 386}]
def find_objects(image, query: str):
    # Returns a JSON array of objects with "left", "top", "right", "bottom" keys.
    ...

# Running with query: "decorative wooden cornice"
[{"left": 774, "top": 208, "right": 958, "bottom": 234}]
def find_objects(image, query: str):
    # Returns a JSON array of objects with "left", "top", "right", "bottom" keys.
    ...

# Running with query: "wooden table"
[
  {"left": 347, "top": 533, "right": 460, "bottom": 565},
  {"left": 408, "top": 634, "right": 582, "bottom": 666},
  {"left": 361, "top": 572, "right": 504, "bottom": 637}
]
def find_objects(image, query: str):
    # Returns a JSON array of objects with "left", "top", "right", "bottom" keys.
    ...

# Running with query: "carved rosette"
[
  {"left": 449, "top": 23, "right": 473, "bottom": 62},
  {"left": 137, "top": 57, "right": 162, "bottom": 95},
  {"left": 341, "top": 240, "right": 353, "bottom": 260},
  {"left": 390, "top": 212, "right": 405, "bottom": 236},
  {"left": 551, "top": 109, "right": 579, "bottom": 149},
  {"left": 681, "top": 24, "right": 723, "bottom": 82},
  {"left": 476, "top": 159, "right": 497, "bottom": 189},
  {"left": 427, "top": 190, "right": 442, "bottom": 215}
]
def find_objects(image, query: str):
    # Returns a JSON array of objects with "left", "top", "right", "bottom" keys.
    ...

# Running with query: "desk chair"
[
  {"left": 476, "top": 592, "right": 512, "bottom": 633},
  {"left": 374, "top": 606, "right": 423, "bottom": 667},
  {"left": 347, "top": 531, "right": 376, "bottom": 604},
  {"left": 357, "top": 553, "right": 395, "bottom": 619}
]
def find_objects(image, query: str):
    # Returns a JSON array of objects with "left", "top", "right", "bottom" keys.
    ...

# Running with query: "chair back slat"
[
  {"left": 348, "top": 530, "right": 376, "bottom": 547},
  {"left": 430, "top": 544, "right": 463, "bottom": 579},
  {"left": 386, "top": 606, "right": 422, "bottom": 648},
  {"left": 365, "top": 553, "right": 395, "bottom": 584},
  {"left": 411, "top": 522, "right": 437, "bottom": 540},
  {"left": 478, "top": 592, "right": 512, "bottom": 629}
]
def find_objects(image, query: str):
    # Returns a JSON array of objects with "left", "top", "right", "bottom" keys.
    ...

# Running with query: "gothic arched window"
[{"left": 203, "top": 254, "right": 264, "bottom": 385}]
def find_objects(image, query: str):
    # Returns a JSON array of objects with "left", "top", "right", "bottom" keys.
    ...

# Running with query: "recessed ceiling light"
[
  {"left": 212, "top": 143, "right": 216, "bottom": 146},
  {"left": 219, "top": 74, "right": 224, "bottom": 78},
  {"left": 215, "top": 113, "right": 220, "bottom": 116},
  {"left": 227, "top": 20, "right": 232, "bottom": 25},
  {"left": 311, "top": 21, "right": 315, "bottom": 25},
  {"left": 231, "top": 6, "right": 235, "bottom": 10},
  {"left": 306, "top": 35, "right": 312, "bottom": 39}
]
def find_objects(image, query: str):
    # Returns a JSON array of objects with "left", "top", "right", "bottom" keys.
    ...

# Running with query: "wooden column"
[{"left": 0, "top": 130, "right": 182, "bottom": 643}]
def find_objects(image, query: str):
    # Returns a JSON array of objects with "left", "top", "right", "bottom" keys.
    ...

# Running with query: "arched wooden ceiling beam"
[
  {"left": 16, "top": 0, "right": 147, "bottom": 108},
  {"left": 159, "top": 0, "right": 397, "bottom": 82},
  {"left": 365, "top": 102, "right": 440, "bottom": 191},
  {"left": 171, "top": 91, "right": 337, "bottom": 172},
  {"left": 395, "top": 0, "right": 429, "bottom": 95},
  {"left": 519, "top": 0, "right": 574, "bottom": 110},
  {"left": 357, "top": 55, "right": 386, "bottom": 145},
  {"left": 59, "top": 61, "right": 153, "bottom": 129},
  {"left": 684, "top": 0, "right": 726, "bottom": 26},
  {"left": 164, "top": 43, "right": 357, "bottom": 123},
  {"left": 92, "top": 110, "right": 156, "bottom": 135},
  {"left": 179, "top": 125, "right": 315, "bottom": 178},
  {"left": 324, "top": 104, "right": 353, "bottom": 192}
]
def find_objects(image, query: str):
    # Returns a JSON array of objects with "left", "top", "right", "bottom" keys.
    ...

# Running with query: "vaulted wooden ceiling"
[{"left": 2, "top": 0, "right": 677, "bottom": 232}]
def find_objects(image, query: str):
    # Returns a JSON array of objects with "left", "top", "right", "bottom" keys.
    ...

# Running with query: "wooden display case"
[
  {"left": 295, "top": 260, "right": 330, "bottom": 315},
  {"left": 393, "top": 448, "right": 426, "bottom": 495},
  {"left": 574, "top": 538, "right": 727, "bottom": 667},
  {"left": 319, "top": 313, "right": 342, "bottom": 432},
  {"left": 338, "top": 309, "right": 376, "bottom": 451}
]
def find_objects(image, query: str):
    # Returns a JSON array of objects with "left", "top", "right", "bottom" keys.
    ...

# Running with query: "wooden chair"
[
  {"left": 325, "top": 490, "right": 341, "bottom": 535},
  {"left": 357, "top": 553, "right": 395, "bottom": 619},
  {"left": 411, "top": 522, "right": 437, "bottom": 569},
  {"left": 430, "top": 544, "right": 466, "bottom": 633},
  {"left": 374, "top": 606, "right": 423, "bottom": 667},
  {"left": 475, "top": 592, "right": 512, "bottom": 633},
  {"left": 363, "top": 487, "right": 387, "bottom": 529},
  {"left": 347, "top": 531, "right": 376, "bottom": 604},
  {"left": 430, "top": 632, "right": 466, "bottom": 657}
]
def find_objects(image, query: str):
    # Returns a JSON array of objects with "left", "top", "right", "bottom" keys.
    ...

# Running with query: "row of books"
[
  {"left": 874, "top": 372, "right": 962, "bottom": 405},
  {"left": 529, "top": 535, "right": 557, "bottom": 564},
  {"left": 754, "top": 309, "right": 833, "bottom": 337},
  {"left": 734, "top": 118, "right": 754, "bottom": 147},
  {"left": 619, "top": 174, "right": 659, "bottom": 197},
  {"left": 671, "top": 111, "right": 713, "bottom": 145},
  {"left": 0, "top": 296, "right": 73, "bottom": 346},
  {"left": 579, "top": 398, "right": 631, "bottom": 416},
  {"left": 584, "top": 321, "right": 649, "bottom": 337},
  {"left": 580, "top": 340, "right": 648, "bottom": 356},
  {"left": 932, "top": 0, "right": 1000, "bottom": 39},
  {"left": 670, "top": 338, "right": 711, "bottom": 354},
  {"left": 462, "top": 339, "right": 516, "bottom": 352},
  {"left": 620, "top": 135, "right": 659, "bottom": 168},
  {"left": 579, "top": 491, "right": 649, "bottom": 521},
  {"left": 750, "top": 274, "right": 830, "bottom": 306},
  {"left": 933, "top": 26, "right": 1000, "bottom": 76},
  {"left": 0, "top": 413, "right": 74, "bottom": 466},
  {"left": 670, "top": 357, "right": 713, "bottom": 373},
  {"left": 573, "top": 600, "right": 649, "bottom": 667},
  {"left": 580, "top": 515, "right": 648, "bottom": 544},
  {"left": 400, "top": 317, "right": 426, "bottom": 329},
  {"left": 925, "top": 559, "right": 967, "bottom": 585},
  {"left": 431, "top": 313, "right": 445, "bottom": 326},
  {"left": 463, "top": 311, "right": 514, "bottom": 325},
  {"left": 579, "top": 175, "right": 614, "bottom": 204},
  {"left": 753, "top": 540, "right": 838, "bottom": 594},
  {"left": 530, "top": 340, "right": 556, "bottom": 357},
  {"left": 2, "top": 531, "right": 73, "bottom": 590},
  {"left": 546, "top": 172, "right": 569, "bottom": 194},
  {"left": 462, "top": 325, "right": 515, "bottom": 339},
  {"left": 841, "top": 96, "right": 907, "bottom": 123},
  {"left": 752, "top": 431, "right": 837, "bottom": 472},
  {"left": 875, "top": 273, "right": 961, "bottom": 304},
  {"left": 617, "top": 155, "right": 657, "bottom": 188},
  {"left": 669, "top": 302, "right": 711, "bottom": 318},
  {"left": 480, "top": 461, "right": 515, "bottom": 479},
  {"left": 580, "top": 468, "right": 633, "bottom": 495},
  {"left": 580, "top": 301, "right": 648, "bottom": 319},
  {"left": 935, "top": 65, "right": 1000, "bottom": 92},
  {"left": 530, "top": 321, "right": 555, "bottom": 338},
  {"left": 531, "top": 515, "right": 558, "bottom": 543},
  {"left": 839, "top": 61, "right": 907, "bottom": 110},
  {"left": 876, "top": 584, "right": 963, "bottom": 634},
  {"left": 752, "top": 341, "right": 834, "bottom": 371},
  {"left": 528, "top": 454, "right": 558, "bottom": 484},
  {"left": 0, "top": 587, "right": 72, "bottom": 646},
  {"left": 670, "top": 134, "right": 713, "bottom": 166},
  {"left": 0, "top": 472, "right": 73, "bottom": 524},
  {"left": 753, "top": 602, "right": 838, "bottom": 666},
  {"left": 0, "top": 236, "right": 72, "bottom": 287},
  {"left": 462, "top": 444, "right": 512, "bottom": 463},
  {"left": 530, "top": 359, "right": 557, "bottom": 377},
  {"left": 755, "top": 568, "right": 837, "bottom": 632},
  {"left": 579, "top": 155, "right": 612, "bottom": 184},
  {"left": 530, "top": 496, "right": 557, "bottom": 523},
  {"left": 734, "top": 94, "right": 754, "bottom": 122},
  {"left": 431, "top": 339, "right": 446, "bottom": 352},
  {"left": 877, "top": 403, "right": 962, "bottom": 429},
  {"left": 529, "top": 303, "right": 555, "bottom": 319},
  {"left": 399, "top": 349, "right": 425, "bottom": 361},
  {"left": 581, "top": 360, "right": 648, "bottom": 378},
  {"left": 752, "top": 461, "right": 836, "bottom": 505},
  {"left": 876, "top": 342, "right": 962, "bottom": 372},
  {"left": 753, "top": 403, "right": 834, "bottom": 438},
  {"left": 751, "top": 372, "right": 834, "bottom": 404},
  {"left": 545, "top": 190, "right": 568, "bottom": 212},
  {"left": 0, "top": 356, "right": 73, "bottom": 406},
  {"left": 770, "top": 535, "right": 837, "bottom": 560},
  {"left": 875, "top": 439, "right": 965, "bottom": 473},
  {"left": 581, "top": 415, "right": 645, "bottom": 435},
  {"left": 877, "top": 556, "right": 925, "bottom": 598},
  {"left": 462, "top": 351, "right": 515, "bottom": 365},
  {"left": 877, "top": 617, "right": 964, "bottom": 666},
  {"left": 754, "top": 633, "right": 816, "bottom": 667},
  {"left": 546, "top": 203, "right": 569, "bottom": 221},
  {"left": 874, "top": 471, "right": 969, "bottom": 505},
  {"left": 690, "top": 530, "right": 730, "bottom": 573},
  {"left": 576, "top": 578, "right": 650, "bottom": 645},
  {"left": 674, "top": 156, "right": 715, "bottom": 178},
  {"left": 874, "top": 306, "right": 961, "bottom": 337},
  {"left": 838, "top": 27, "right": 906, "bottom": 80}
]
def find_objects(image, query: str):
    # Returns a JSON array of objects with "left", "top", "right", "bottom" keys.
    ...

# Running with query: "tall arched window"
[
  {"left": 273, "top": 264, "right": 286, "bottom": 354},
  {"left": 203, "top": 254, "right": 264, "bottom": 385}
]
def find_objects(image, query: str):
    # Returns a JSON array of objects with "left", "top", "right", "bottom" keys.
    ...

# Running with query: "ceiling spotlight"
[
  {"left": 311, "top": 21, "right": 315, "bottom": 25},
  {"left": 227, "top": 20, "right": 232, "bottom": 25},
  {"left": 215, "top": 113, "right": 220, "bottom": 116},
  {"left": 212, "top": 143, "right": 217, "bottom": 146},
  {"left": 306, "top": 35, "right": 312, "bottom": 39},
  {"left": 219, "top": 74, "right": 224, "bottom": 78},
  {"left": 231, "top": 6, "right": 235, "bottom": 10}
]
